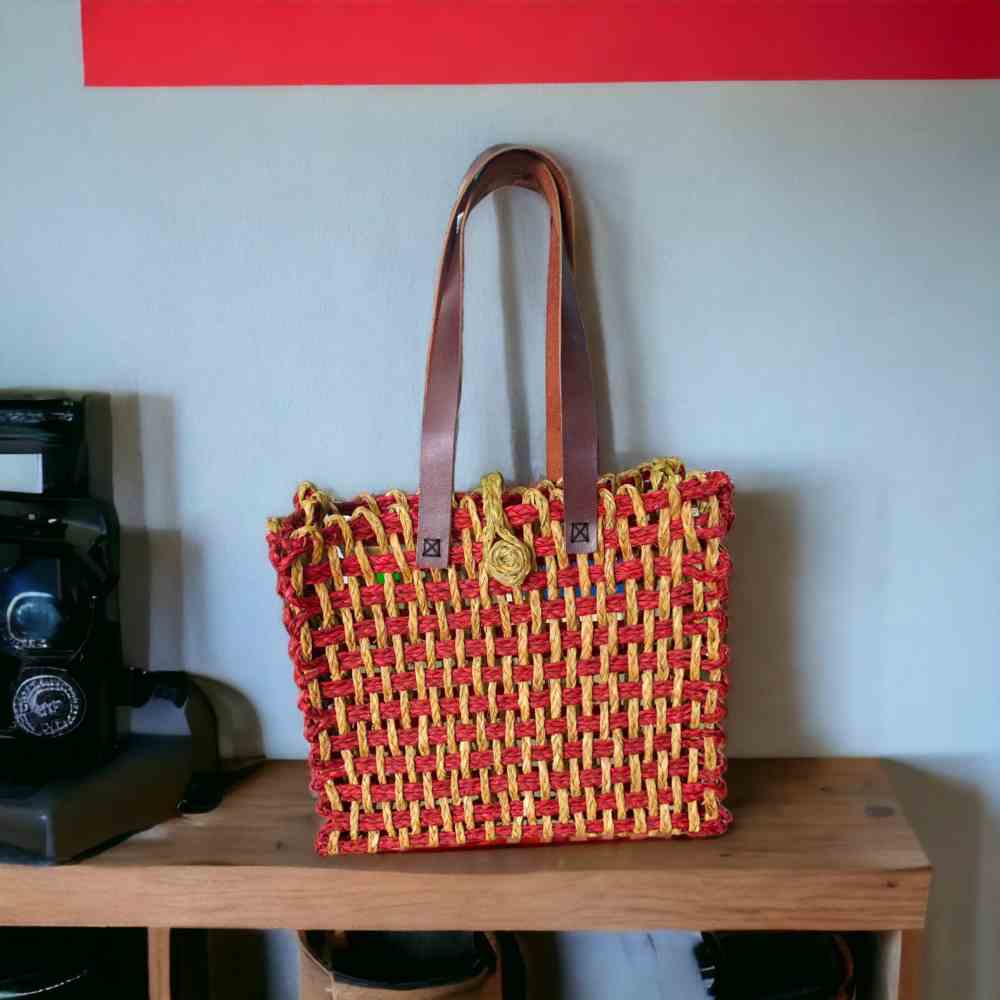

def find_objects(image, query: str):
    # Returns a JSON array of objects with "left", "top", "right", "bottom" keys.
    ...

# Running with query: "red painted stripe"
[{"left": 81, "top": 1, "right": 1000, "bottom": 86}]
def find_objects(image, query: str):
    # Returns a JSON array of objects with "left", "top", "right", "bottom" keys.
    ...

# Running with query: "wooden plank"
[
  {"left": 147, "top": 928, "right": 171, "bottom": 1000},
  {"left": 0, "top": 759, "right": 931, "bottom": 931}
]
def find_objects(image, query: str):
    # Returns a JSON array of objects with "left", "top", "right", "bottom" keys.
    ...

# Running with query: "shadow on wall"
[
  {"left": 494, "top": 169, "right": 813, "bottom": 758},
  {"left": 722, "top": 487, "right": 810, "bottom": 758},
  {"left": 207, "top": 930, "right": 273, "bottom": 1000},
  {"left": 111, "top": 393, "right": 263, "bottom": 757},
  {"left": 493, "top": 180, "right": 816, "bottom": 998},
  {"left": 492, "top": 167, "right": 617, "bottom": 487},
  {"left": 169, "top": 929, "right": 274, "bottom": 1000},
  {"left": 495, "top": 190, "right": 533, "bottom": 487},
  {"left": 113, "top": 393, "right": 182, "bottom": 673},
  {"left": 886, "top": 756, "right": 999, "bottom": 1000}
]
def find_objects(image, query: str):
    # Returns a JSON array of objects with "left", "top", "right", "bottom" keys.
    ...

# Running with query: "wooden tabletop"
[{"left": 0, "top": 758, "right": 930, "bottom": 931}]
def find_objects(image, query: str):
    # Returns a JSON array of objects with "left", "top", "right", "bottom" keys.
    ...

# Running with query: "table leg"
[
  {"left": 896, "top": 929, "right": 925, "bottom": 1000},
  {"left": 147, "top": 927, "right": 171, "bottom": 1000},
  {"left": 875, "top": 929, "right": 925, "bottom": 1000}
]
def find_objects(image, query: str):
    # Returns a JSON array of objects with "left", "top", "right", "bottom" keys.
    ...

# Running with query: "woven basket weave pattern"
[{"left": 268, "top": 458, "right": 733, "bottom": 855}]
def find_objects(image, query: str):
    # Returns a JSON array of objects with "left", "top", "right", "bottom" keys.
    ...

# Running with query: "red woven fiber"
[{"left": 267, "top": 458, "right": 734, "bottom": 855}]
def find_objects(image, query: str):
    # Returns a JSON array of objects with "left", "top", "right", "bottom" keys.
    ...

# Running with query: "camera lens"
[
  {"left": 7, "top": 593, "right": 63, "bottom": 646},
  {"left": 1, "top": 557, "right": 92, "bottom": 659}
]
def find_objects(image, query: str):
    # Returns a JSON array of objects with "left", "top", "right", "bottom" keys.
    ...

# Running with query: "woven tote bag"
[{"left": 267, "top": 145, "right": 734, "bottom": 856}]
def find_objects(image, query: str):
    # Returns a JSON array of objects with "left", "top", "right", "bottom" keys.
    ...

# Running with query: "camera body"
[{"left": 0, "top": 396, "right": 122, "bottom": 782}]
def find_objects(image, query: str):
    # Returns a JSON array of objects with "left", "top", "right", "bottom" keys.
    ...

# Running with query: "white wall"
[{"left": 2, "top": 4, "right": 998, "bottom": 998}]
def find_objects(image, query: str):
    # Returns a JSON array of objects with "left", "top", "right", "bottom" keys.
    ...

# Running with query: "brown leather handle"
[{"left": 417, "top": 146, "right": 599, "bottom": 569}]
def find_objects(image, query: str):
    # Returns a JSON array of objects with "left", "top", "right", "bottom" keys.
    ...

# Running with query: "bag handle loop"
[{"left": 416, "top": 145, "right": 599, "bottom": 569}]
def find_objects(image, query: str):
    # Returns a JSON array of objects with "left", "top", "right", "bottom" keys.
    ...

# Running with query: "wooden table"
[{"left": 0, "top": 758, "right": 931, "bottom": 999}]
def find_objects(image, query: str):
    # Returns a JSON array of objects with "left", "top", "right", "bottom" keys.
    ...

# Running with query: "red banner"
[{"left": 81, "top": 1, "right": 1000, "bottom": 86}]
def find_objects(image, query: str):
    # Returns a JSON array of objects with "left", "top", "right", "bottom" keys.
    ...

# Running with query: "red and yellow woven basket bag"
[{"left": 267, "top": 146, "right": 734, "bottom": 856}]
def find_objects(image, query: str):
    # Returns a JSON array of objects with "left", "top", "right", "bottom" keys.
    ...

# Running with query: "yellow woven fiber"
[{"left": 266, "top": 457, "right": 734, "bottom": 855}]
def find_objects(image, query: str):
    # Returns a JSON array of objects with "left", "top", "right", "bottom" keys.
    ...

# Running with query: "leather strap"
[{"left": 417, "top": 146, "right": 599, "bottom": 569}]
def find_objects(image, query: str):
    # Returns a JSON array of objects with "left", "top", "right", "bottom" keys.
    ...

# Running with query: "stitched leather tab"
[{"left": 417, "top": 146, "right": 599, "bottom": 569}]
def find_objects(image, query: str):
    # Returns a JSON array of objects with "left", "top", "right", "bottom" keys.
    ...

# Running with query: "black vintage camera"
[{"left": 0, "top": 396, "right": 122, "bottom": 781}]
